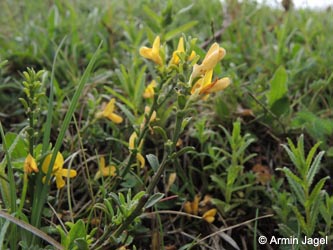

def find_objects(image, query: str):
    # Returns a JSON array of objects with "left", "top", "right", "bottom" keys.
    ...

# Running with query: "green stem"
[
  {"left": 18, "top": 174, "right": 29, "bottom": 214},
  {"left": 111, "top": 154, "right": 169, "bottom": 239}
]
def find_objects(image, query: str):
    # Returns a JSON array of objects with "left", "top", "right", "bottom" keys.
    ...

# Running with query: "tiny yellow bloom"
[
  {"left": 202, "top": 208, "right": 217, "bottom": 223},
  {"left": 24, "top": 153, "right": 39, "bottom": 174},
  {"left": 191, "top": 43, "right": 226, "bottom": 79},
  {"left": 170, "top": 37, "right": 196, "bottom": 65},
  {"left": 42, "top": 152, "right": 77, "bottom": 189},
  {"left": 143, "top": 80, "right": 157, "bottom": 99},
  {"left": 188, "top": 50, "right": 197, "bottom": 61},
  {"left": 139, "top": 36, "right": 163, "bottom": 66},
  {"left": 170, "top": 37, "right": 185, "bottom": 65},
  {"left": 166, "top": 172, "right": 177, "bottom": 193},
  {"left": 129, "top": 132, "right": 145, "bottom": 168},
  {"left": 183, "top": 201, "right": 192, "bottom": 214},
  {"left": 183, "top": 195, "right": 200, "bottom": 215},
  {"left": 96, "top": 98, "right": 123, "bottom": 124},
  {"left": 94, "top": 156, "right": 116, "bottom": 180},
  {"left": 144, "top": 106, "right": 157, "bottom": 123}
]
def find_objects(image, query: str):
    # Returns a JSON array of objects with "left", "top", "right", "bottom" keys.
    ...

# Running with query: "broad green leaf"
[
  {"left": 270, "top": 96, "right": 290, "bottom": 116},
  {"left": 133, "top": 191, "right": 146, "bottom": 201},
  {"left": 146, "top": 154, "right": 159, "bottom": 172},
  {"left": 74, "top": 238, "right": 89, "bottom": 250},
  {"left": 145, "top": 193, "right": 164, "bottom": 208},
  {"left": 68, "top": 220, "right": 86, "bottom": 240},
  {"left": 267, "top": 66, "right": 288, "bottom": 107}
]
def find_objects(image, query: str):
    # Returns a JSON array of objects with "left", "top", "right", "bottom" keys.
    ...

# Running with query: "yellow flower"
[
  {"left": 143, "top": 80, "right": 157, "bottom": 99},
  {"left": 202, "top": 208, "right": 217, "bottom": 223},
  {"left": 188, "top": 50, "right": 197, "bottom": 61},
  {"left": 170, "top": 37, "right": 197, "bottom": 65},
  {"left": 96, "top": 98, "right": 123, "bottom": 124},
  {"left": 42, "top": 152, "right": 77, "bottom": 189},
  {"left": 94, "top": 156, "right": 116, "bottom": 180},
  {"left": 170, "top": 37, "right": 185, "bottom": 65},
  {"left": 139, "top": 36, "right": 163, "bottom": 66},
  {"left": 183, "top": 194, "right": 200, "bottom": 215},
  {"left": 191, "top": 69, "right": 230, "bottom": 96},
  {"left": 129, "top": 132, "right": 145, "bottom": 168},
  {"left": 24, "top": 153, "right": 39, "bottom": 174},
  {"left": 191, "top": 43, "right": 226, "bottom": 80},
  {"left": 144, "top": 106, "right": 157, "bottom": 123}
]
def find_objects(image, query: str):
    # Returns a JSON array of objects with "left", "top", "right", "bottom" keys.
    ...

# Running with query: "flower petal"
[
  {"left": 100, "top": 156, "right": 106, "bottom": 169},
  {"left": 139, "top": 36, "right": 163, "bottom": 66},
  {"left": 60, "top": 169, "right": 77, "bottom": 178},
  {"left": 55, "top": 174, "right": 65, "bottom": 189},
  {"left": 129, "top": 132, "right": 137, "bottom": 150},
  {"left": 107, "top": 113, "right": 123, "bottom": 124},
  {"left": 202, "top": 208, "right": 217, "bottom": 223},
  {"left": 184, "top": 201, "right": 192, "bottom": 214},
  {"left": 200, "top": 77, "right": 230, "bottom": 95},
  {"left": 102, "top": 166, "right": 116, "bottom": 177},
  {"left": 42, "top": 152, "right": 64, "bottom": 173},
  {"left": 24, "top": 154, "right": 39, "bottom": 174},
  {"left": 103, "top": 99, "right": 116, "bottom": 117},
  {"left": 136, "top": 153, "right": 145, "bottom": 168},
  {"left": 192, "top": 195, "right": 200, "bottom": 215},
  {"left": 170, "top": 37, "right": 184, "bottom": 65},
  {"left": 139, "top": 47, "right": 153, "bottom": 59}
]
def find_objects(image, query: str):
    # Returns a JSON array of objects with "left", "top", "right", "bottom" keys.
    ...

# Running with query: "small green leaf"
[
  {"left": 68, "top": 220, "right": 86, "bottom": 243},
  {"left": 267, "top": 66, "right": 288, "bottom": 107},
  {"left": 145, "top": 193, "right": 164, "bottom": 208},
  {"left": 172, "top": 146, "right": 195, "bottom": 159},
  {"left": 152, "top": 126, "right": 168, "bottom": 141},
  {"left": 74, "top": 238, "right": 89, "bottom": 250},
  {"left": 280, "top": 167, "right": 305, "bottom": 205},
  {"left": 308, "top": 177, "right": 328, "bottom": 206},
  {"left": 306, "top": 150, "right": 325, "bottom": 187},
  {"left": 146, "top": 154, "right": 159, "bottom": 172}
]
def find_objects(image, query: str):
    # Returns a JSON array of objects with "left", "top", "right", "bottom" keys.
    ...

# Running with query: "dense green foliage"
[{"left": 1, "top": 0, "right": 333, "bottom": 249}]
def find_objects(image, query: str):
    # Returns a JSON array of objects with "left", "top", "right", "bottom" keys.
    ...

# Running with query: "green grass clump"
[{"left": 1, "top": 0, "right": 333, "bottom": 249}]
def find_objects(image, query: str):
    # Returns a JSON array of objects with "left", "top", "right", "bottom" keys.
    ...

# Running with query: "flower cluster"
[
  {"left": 139, "top": 35, "right": 230, "bottom": 99},
  {"left": 183, "top": 194, "right": 217, "bottom": 223}
]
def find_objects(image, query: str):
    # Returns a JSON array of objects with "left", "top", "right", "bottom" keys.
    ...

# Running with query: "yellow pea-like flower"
[
  {"left": 139, "top": 36, "right": 163, "bottom": 66},
  {"left": 191, "top": 69, "right": 230, "bottom": 97},
  {"left": 143, "top": 80, "right": 157, "bottom": 99},
  {"left": 94, "top": 156, "right": 116, "bottom": 180},
  {"left": 42, "top": 152, "right": 77, "bottom": 189},
  {"left": 202, "top": 208, "right": 217, "bottom": 223},
  {"left": 129, "top": 132, "right": 145, "bottom": 168},
  {"left": 24, "top": 153, "right": 39, "bottom": 174},
  {"left": 191, "top": 43, "right": 226, "bottom": 79},
  {"left": 96, "top": 98, "right": 123, "bottom": 124}
]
